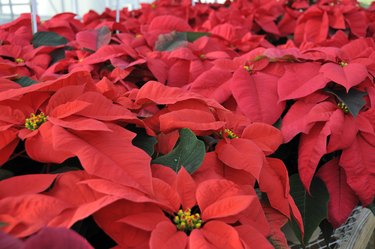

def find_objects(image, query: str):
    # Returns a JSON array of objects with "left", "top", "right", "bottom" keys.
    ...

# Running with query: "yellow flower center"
[
  {"left": 337, "top": 102, "right": 349, "bottom": 114},
  {"left": 243, "top": 65, "right": 251, "bottom": 72},
  {"left": 25, "top": 112, "right": 47, "bottom": 130},
  {"left": 15, "top": 58, "right": 25, "bottom": 63},
  {"left": 223, "top": 128, "right": 238, "bottom": 139},
  {"left": 199, "top": 54, "right": 206, "bottom": 60},
  {"left": 151, "top": 3, "right": 157, "bottom": 9},
  {"left": 174, "top": 208, "right": 202, "bottom": 232},
  {"left": 339, "top": 61, "right": 348, "bottom": 67}
]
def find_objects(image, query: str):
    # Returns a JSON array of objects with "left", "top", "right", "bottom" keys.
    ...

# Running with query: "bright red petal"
[
  {"left": 202, "top": 195, "right": 255, "bottom": 220},
  {"left": 196, "top": 179, "right": 252, "bottom": 220},
  {"left": 52, "top": 124, "right": 153, "bottom": 194},
  {"left": 259, "top": 158, "right": 290, "bottom": 217},
  {"left": 319, "top": 63, "right": 368, "bottom": 91},
  {"left": 278, "top": 63, "right": 328, "bottom": 101},
  {"left": 231, "top": 69, "right": 283, "bottom": 124},
  {"left": 159, "top": 109, "right": 225, "bottom": 134},
  {"left": 176, "top": 167, "right": 197, "bottom": 210},
  {"left": 0, "top": 174, "right": 57, "bottom": 198},
  {"left": 298, "top": 122, "right": 331, "bottom": 190},
  {"left": 236, "top": 225, "right": 274, "bottom": 249},
  {"left": 317, "top": 158, "right": 359, "bottom": 228},
  {"left": 216, "top": 139, "right": 264, "bottom": 179},
  {"left": 200, "top": 221, "right": 244, "bottom": 249},
  {"left": 241, "top": 122, "right": 283, "bottom": 155},
  {"left": 340, "top": 134, "right": 375, "bottom": 206},
  {"left": 149, "top": 221, "right": 188, "bottom": 249}
]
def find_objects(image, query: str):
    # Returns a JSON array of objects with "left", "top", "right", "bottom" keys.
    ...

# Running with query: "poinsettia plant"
[{"left": 0, "top": 0, "right": 374, "bottom": 248}]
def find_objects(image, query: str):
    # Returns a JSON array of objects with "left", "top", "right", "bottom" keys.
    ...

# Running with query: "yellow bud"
[
  {"left": 243, "top": 65, "right": 251, "bottom": 72},
  {"left": 15, "top": 58, "right": 24, "bottom": 63}
]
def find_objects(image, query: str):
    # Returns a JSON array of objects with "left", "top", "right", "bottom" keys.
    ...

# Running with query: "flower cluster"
[{"left": 0, "top": 0, "right": 374, "bottom": 248}]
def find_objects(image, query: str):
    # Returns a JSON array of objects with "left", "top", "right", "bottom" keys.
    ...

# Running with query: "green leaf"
[
  {"left": 13, "top": 76, "right": 37, "bottom": 87},
  {"left": 155, "top": 31, "right": 209, "bottom": 51},
  {"left": 186, "top": 32, "right": 210, "bottom": 42},
  {"left": 32, "top": 31, "right": 68, "bottom": 48},
  {"left": 0, "top": 222, "right": 6, "bottom": 227},
  {"left": 0, "top": 168, "right": 13, "bottom": 180},
  {"left": 50, "top": 46, "right": 72, "bottom": 65},
  {"left": 289, "top": 174, "right": 329, "bottom": 245},
  {"left": 152, "top": 128, "right": 205, "bottom": 174},
  {"left": 132, "top": 131, "right": 157, "bottom": 157},
  {"left": 324, "top": 88, "right": 367, "bottom": 117}
]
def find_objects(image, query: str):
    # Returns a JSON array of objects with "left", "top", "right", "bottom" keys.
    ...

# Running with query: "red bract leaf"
[
  {"left": 278, "top": 63, "right": 329, "bottom": 101},
  {"left": 288, "top": 195, "right": 304, "bottom": 237},
  {"left": 196, "top": 179, "right": 252, "bottom": 220},
  {"left": 0, "top": 195, "right": 70, "bottom": 237},
  {"left": 0, "top": 174, "right": 57, "bottom": 198},
  {"left": 345, "top": 11, "right": 367, "bottom": 38},
  {"left": 236, "top": 225, "right": 274, "bottom": 249},
  {"left": 147, "top": 58, "right": 168, "bottom": 83},
  {"left": 159, "top": 109, "right": 225, "bottom": 134},
  {"left": 0, "top": 131, "right": 18, "bottom": 165},
  {"left": 81, "top": 45, "right": 130, "bottom": 65},
  {"left": 294, "top": 7, "right": 329, "bottom": 44},
  {"left": 326, "top": 110, "right": 357, "bottom": 153},
  {"left": 298, "top": 123, "right": 331, "bottom": 191},
  {"left": 241, "top": 122, "right": 283, "bottom": 155},
  {"left": 44, "top": 171, "right": 121, "bottom": 228},
  {"left": 135, "top": 81, "right": 224, "bottom": 110},
  {"left": 118, "top": 212, "right": 169, "bottom": 232},
  {"left": 340, "top": 134, "right": 375, "bottom": 206},
  {"left": 25, "top": 122, "right": 74, "bottom": 163},
  {"left": 45, "top": 85, "right": 86, "bottom": 114},
  {"left": 202, "top": 195, "right": 255, "bottom": 220},
  {"left": 148, "top": 15, "right": 192, "bottom": 32},
  {"left": 23, "top": 227, "right": 94, "bottom": 249},
  {"left": 200, "top": 221, "right": 244, "bottom": 249},
  {"left": 259, "top": 158, "right": 290, "bottom": 217},
  {"left": 317, "top": 158, "right": 359, "bottom": 228},
  {"left": 149, "top": 221, "right": 188, "bottom": 249},
  {"left": 216, "top": 139, "right": 264, "bottom": 179},
  {"left": 94, "top": 200, "right": 161, "bottom": 247},
  {"left": 189, "top": 230, "right": 216, "bottom": 249},
  {"left": 176, "top": 167, "right": 197, "bottom": 210},
  {"left": 188, "top": 67, "right": 233, "bottom": 104},
  {"left": 76, "top": 26, "right": 111, "bottom": 51},
  {"left": 0, "top": 71, "right": 92, "bottom": 102},
  {"left": 156, "top": 131, "right": 179, "bottom": 155},
  {"left": 75, "top": 92, "right": 140, "bottom": 123},
  {"left": 231, "top": 69, "right": 283, "bottom": 124},
  {"left": 52, "top": 123, "right": 153, "bottom": 194},
  {"left": 48, "top": 101, "right": 91, "bottom": 119},
  {"left": 151, "top": 178, "right": 180, "bottom": 212},
  {"left": 319, "top": 63, "right": 368, "bottom": 91},
  {"left": 47, "top": 116, "right": 111, "bottom": 132},
  {"left": 263, "top": 206, "right": 289, "bottom": 249},
  {"left": 167, "top": 60, "right": 190, "bottom": 88},
  {"left": 281, "top": 98, "right": 334, "bottom": 142}
]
